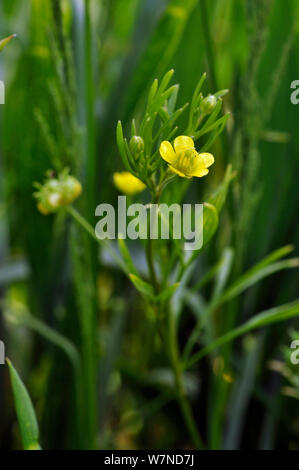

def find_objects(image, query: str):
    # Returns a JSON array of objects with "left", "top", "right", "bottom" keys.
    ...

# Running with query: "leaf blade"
[{"left": 7, "top": 359, "right": 41, "bottom": 450}]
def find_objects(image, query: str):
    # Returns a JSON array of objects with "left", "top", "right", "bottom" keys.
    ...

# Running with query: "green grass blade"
[
  {"left": 0, "top": 34, "right": 16, "bottom": 52},
  {"left": 7, "top": 359, "right": 41, "bottom": 450},
  {"left": 219, "top": 258, "right": 299, "bottom": 305},
  {"left": 123, "top": 0, "right": 197, "bottom": 118},
  {"left": 129, "top": 273, "right": 154, "bottom": 298},
  {"left": 207, "top": 164, "right": 235, "bottom": 213},
  {"left": 118, "top": 239, "right": 139, "bottom": 276},
  {"left": 187, "top": 299, "right": 299, "bottom": 368}
]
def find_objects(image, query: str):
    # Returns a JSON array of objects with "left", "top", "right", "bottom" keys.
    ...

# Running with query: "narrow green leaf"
[
  {"left": 207, "top": 164, "right": 236, "bottom": 213},
  {"left": 123, "top": 0, "right": 197, "bottom": 118},
  {"left": 187, "top": 300, "right": 299, "bottom": 368},
  {"left": 202, "top": 202, "right": 219, "bottom": 247},
  {"left": 199, "top": 113, "right": 230, "bottom": 153},
  {"left": 7, "top": 359, "right": 41, "bottom": 450},
  {"left": 167, "top": 84, "right": 180, "bottom": 114},
  {"left": 116, "top": 121, "right": 135, "bottom": 174},
  {"left": 10, "top": 313, "right": 81, "bottom": 373},
  {"left": 212, "top": 247, "right": 234, "bottom": 300},
  {"left": 186, "top": 202, "right": 219, "bottom": 267},
  {"left": 147, "top": 78, "right": 158, "bottom": 109},
  {"left": 194, "top": 99, "right": 223, "bottom": 138},
  {"left": 155, "top": 283, "right": 180, "bottom": 303},
  {"left": 157, "top": 69, "right": 174, "bottom": 96},
  {"left": 214, "top": 89, "right": 229, "bottom": 98},
  {"left": 0, "top": 34, "right": 16, "bottom": 52},
  {"left": 192, "top": 257, "right": 224, "bottom": 291},
  {"left": 190, "top": 73, "right": 206, "bottom": 115},
  {"left": 219, "top": 258, "right": 299, "bottom": 305},
  {"left": 248, "top": 244, "right": 294, "bottom": 271},
  {"left": 129, "top": 274, "right": 154, "bottom": 298},
  {"left": 118, "top": 239, "right": 138, "bottom": 276}
]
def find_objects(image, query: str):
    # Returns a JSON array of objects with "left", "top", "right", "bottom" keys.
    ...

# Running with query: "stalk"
[
  {"left": 84, "top": 0, "right": 97, "bottom": 217},
  {"left": 146, "top": 237, "right": 159, "bottom": 294},
  {"left": 144, "top": 191, "right": 204, "bottom": 448},
  {"left": 168, "top": 305, "right": 204, "bottom": 450}
]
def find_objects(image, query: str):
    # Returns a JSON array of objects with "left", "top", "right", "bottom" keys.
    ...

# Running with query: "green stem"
[
  {"left": 146, "top": 193, "right": 160, "bottom": 293},
  {"left": 66, "top": 206, "right": 126, "bottom": 272},
  {"left": 84, "top": 0, "right": 96, "bottom": 218},
  {"left": 146, "top": 237, "right": 159, "bottom": 294},
  {"left": 143, "top": 191, "right": 202, "bottom": 447},
  {"left": 69, "top": 223, "right": 97, "bottom": 448},
  {"left": 168, "top": 307, "right": 204, "bottom": 449},
  {"left": 67, "top": 205, "right": 126, "bottom": 449}
]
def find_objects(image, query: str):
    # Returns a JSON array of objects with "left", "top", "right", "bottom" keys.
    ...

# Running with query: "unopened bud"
[
  {"left": 200, "top": 94, "right": 217, "bottom": 115},
  {"left": 129, "top": 136, "right": 144, "bottom": 159},
  {"left": 61, "top": 176, "right": 82, "bottom": 204}
]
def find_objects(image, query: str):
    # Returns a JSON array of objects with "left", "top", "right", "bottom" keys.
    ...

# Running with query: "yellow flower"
[
  {"left": 113, "top": 172, "right": 146, "bottom": 196},
  {"left": 159, "top": 135, "right": 214, "bottom": 178}
]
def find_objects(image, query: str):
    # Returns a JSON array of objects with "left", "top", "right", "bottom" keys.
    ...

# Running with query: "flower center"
[{"left": 175, "top": 148, "right": 197, "bottom": 174}]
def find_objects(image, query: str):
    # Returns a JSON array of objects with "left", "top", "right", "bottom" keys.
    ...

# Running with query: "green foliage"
[
  {"left": 7, "top": 359, "right": 41, "bottom": 450},
  {"left": 0, "top": 34, "right": 16, "bottom": 52},
  {"left": 1, "top": 0, "right": 299, "bottom": 452}
]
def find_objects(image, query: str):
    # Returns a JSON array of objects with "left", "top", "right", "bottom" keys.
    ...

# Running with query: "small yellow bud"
[{"left": 113, "top": 172, "right": 146, "bottom": 195}]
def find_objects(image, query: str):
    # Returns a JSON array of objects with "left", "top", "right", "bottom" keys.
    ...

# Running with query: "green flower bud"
[
  {"left": 129, "top": 136, "right": 144, "bottom": 160},
  {"left": 37, "top": 191, "right": 62, "bottom": 215},
  {"left": 34, "top": 171, "right": 82, "bottom": 215},
  {"left": 200, "top": 94, "right": 217, "bottom": 115},
  {"left": 60, "top": 176, "right": 82, "bottom": 204}
]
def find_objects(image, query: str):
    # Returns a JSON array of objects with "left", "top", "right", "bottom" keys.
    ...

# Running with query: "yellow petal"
[
  {"left": 168, "top": 165, "right": 191, "bottom": 178},
  {"left": 113, "top": 172, "right": 146, "bottom": 195},
  {"left": 192, "top": 168, "right": 209, "bottom": 177},
  {"left": 198, "top": 152, "right": 214, "bottom": 168},
  {"left": 159, "top": 141, "right": 176, "bottom": 164},
  {"left": 174, "top": 135, "right": 194, "bottom": 152}
]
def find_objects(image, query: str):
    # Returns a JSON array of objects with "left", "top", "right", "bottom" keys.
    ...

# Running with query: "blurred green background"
[{"left": 0, "top": 0, "right": 298, "bottom": 450}]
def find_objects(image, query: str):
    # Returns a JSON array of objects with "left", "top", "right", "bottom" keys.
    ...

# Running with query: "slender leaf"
[
  {"left": 118, "top": 239, "right": 138, "bottom": 276},
  {"left": 0, "top": 34, "right": 16, "bottom": 52},
  {"left": 219, "top": 258, "right": 299, "bottom": 305},
  {"left": 129, "top": 273, "right": 154, "bottom": 298},
  {"left": 155, "top": 283, "right": 180, "bottom": 303},
  {"left": 187, "top": 300, "right": 299, "bottom": 368},
  {"left": 207, "top": 164, "right": 235, "bottom": 213},
  {"left": 123, "top": 0, "right": 197, "bottom": 118},
  {"left": 7, "top": 359, "right": 41, "bottom": 450}
]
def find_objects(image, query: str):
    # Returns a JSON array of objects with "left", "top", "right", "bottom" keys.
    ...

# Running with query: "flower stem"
[
  {"left": 146, "top": 237, "right": 159, "bottom": 294},
  {"left": 168, "top": 307, "right": 204, "bottom": 449},
  {"left": 146, "top": 193, "right": 160, "bottom": 294},
  {"left": 66, "top": 205, "right": 126, "bottom": 272}
]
